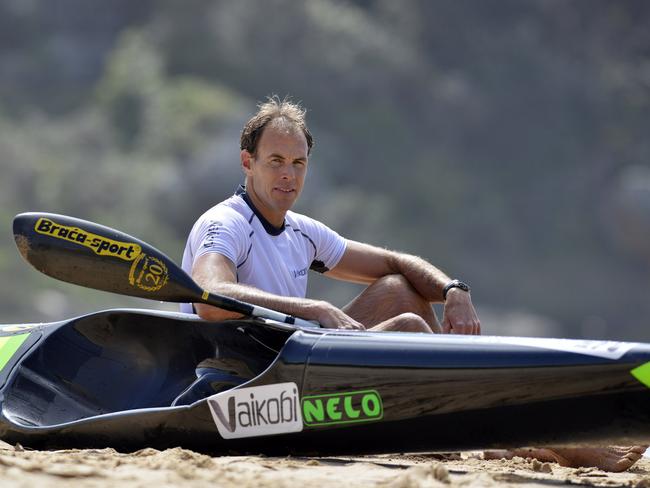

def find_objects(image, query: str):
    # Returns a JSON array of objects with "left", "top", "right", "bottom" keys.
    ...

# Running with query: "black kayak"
[{"left": 1, "top": 308, "right": 650, "bottom": 454}]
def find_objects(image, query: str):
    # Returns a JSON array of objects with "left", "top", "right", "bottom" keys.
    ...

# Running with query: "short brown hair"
[{"left": 240, "top": 96, "right": 314, "bottom": 155}]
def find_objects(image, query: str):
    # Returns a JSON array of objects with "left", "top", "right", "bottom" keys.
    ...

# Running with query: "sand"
[{"left": 1, "top": 441, "right": 649, "bottom": 488}]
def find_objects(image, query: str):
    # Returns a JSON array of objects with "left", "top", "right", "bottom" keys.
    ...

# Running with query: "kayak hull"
[{"left": 1, "top": 309, "right": 649, "bottom": 453}]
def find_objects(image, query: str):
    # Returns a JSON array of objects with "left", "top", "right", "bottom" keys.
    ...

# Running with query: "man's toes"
[
  {"left": 612, "top": 458, "right": 637, "bottom": 473},
  {"left": 629, "top": 445, "right": 648, "bottom": 456},
  {"left": 610, "top": 445, "right": 646, "bottom": 471}
]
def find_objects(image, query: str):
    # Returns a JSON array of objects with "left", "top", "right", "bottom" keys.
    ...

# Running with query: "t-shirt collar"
[{"left": 235, "top": 185, "right": 286, "bottom": 236}]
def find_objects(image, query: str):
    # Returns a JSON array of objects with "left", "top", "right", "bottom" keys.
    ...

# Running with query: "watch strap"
[{"left": 442, "top": 279, "right": 470, "bottom": 300}]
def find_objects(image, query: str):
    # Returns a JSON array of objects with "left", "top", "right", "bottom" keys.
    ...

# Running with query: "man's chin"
[
  {"left": 273, "top": 192, "right": 299, "bottom": 207},
  {"left": 275, "top": 202, "right": 295, "bottom": 213}
]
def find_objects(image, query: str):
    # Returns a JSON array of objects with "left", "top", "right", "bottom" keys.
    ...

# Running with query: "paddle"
[{"left": 12, "top": 212, "right": 320, "bottom": 328}]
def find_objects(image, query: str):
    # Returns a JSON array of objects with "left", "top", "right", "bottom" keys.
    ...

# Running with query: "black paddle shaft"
[{"left": 11, "top": 212, "right": 276, "bottom": 319}]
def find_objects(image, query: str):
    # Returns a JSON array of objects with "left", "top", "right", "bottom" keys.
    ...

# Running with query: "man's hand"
[
  {"left": 441, "top": 288, "right": 481, "bottom": 335},
  {"left": 310, "top": 301, "right": 366, "bottom": 330}
]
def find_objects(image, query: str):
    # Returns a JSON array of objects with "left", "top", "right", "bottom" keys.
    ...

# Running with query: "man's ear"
[{"left": 241, "top": 150, "right": 254, "bottom": 176}]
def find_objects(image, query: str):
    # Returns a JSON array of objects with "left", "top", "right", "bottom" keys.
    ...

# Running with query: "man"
[
  {"left": 181, "top": 97, "right": 645, "bottom": 472},
  {"left": 181, "top": 97, "right": 480, "bottom": 334}
]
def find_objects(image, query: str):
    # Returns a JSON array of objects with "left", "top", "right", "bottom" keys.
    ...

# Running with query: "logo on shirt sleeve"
[{"left": 203, "top": 221, "right": 224, "bottom": 249}]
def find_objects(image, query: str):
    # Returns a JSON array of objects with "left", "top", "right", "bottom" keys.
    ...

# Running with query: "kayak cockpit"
[{"left": 2, "top": 309, "right": 292, "bottom": 427}]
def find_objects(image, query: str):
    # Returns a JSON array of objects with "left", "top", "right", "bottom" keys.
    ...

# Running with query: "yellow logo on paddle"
[
  {"left": 35, "top": 218, "right": 141, "bottom": 262},
  {"left": 34, "top": 217, "right": 169, "bottom": 293},
  {"left": 129, "top": 253, "right": 169, "bottom": 292}
]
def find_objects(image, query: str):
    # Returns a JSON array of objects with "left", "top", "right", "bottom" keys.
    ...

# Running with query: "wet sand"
[{"left": 2, "top": 441, "right": 650, "bottom": 487}]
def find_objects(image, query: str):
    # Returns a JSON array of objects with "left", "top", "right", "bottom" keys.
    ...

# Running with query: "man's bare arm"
[
  {"left": 327, "top": 241, "right": 449, "bottom": 299},
  {"left": 327, "top": 240, "right": 480, "bottom": 334},
  {"left": 191, "top": 253, "right": 364, "bottom": 329}
]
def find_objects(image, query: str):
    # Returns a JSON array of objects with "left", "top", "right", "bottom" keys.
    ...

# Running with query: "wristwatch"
[{"left": 442, "top": 279, "right": 470, "bottom": 300}]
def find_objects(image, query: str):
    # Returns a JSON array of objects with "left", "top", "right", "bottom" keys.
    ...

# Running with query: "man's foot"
[{"left": 484, "top": 446, "right": 647, "bottom": 472}]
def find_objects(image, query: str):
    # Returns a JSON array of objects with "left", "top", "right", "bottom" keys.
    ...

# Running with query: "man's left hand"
[{"left": 441, "top": 288, "right": 481, "bottom": 335}]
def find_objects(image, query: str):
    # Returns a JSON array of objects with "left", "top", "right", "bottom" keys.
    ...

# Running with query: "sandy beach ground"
[{"left": 2, "top": 441, "right": 650, "bottom": 488}]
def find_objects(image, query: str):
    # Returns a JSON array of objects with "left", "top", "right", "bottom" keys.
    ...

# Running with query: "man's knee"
[
  {"left": 387, "top": 312, "right": 432, "bottom": 333},
  {"left": 346, "top": 275, "right": 435, "bottom": 329},
  {"left": 372, "top": 274, "right": 411, "bottom": 294},
  {"left": 372, "top": 274, "right": 432, "bottom": 315}
]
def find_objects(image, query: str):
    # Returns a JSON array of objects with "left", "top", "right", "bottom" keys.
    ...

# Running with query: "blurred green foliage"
[{"left": 0, "top": 0, "right": 649, "bottom": 339}]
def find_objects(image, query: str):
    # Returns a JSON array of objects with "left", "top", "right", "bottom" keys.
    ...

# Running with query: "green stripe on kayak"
[
  {"left": 0, "top": 334, "right": 30, "bottom": 374},
  {"left": 631, "top": 362, "right": 650, "bottom": 388}
]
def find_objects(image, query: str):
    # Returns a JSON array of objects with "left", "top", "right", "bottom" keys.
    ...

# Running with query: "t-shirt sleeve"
[
  {"left": 190, "top": 207, "right": 249, "bottom": 267},
  {"left": 299, "top": 217, "right": 347, "bottom": 273}
]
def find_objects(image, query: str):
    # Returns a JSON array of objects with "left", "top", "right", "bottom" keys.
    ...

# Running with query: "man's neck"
[{"left": 238, "top": 185, "right": 286, "bottom": 235}]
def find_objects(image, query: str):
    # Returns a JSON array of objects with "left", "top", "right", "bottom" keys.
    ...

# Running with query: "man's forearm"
[
  {"left": 386, "top": 252, "right": 452, "bottom": 303},
  {"left": 193, "top": 281, "right": 320, "bottom": 322}
]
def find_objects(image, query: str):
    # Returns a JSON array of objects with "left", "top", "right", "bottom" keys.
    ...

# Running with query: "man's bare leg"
[
  {"left": 342, "top": 274, "right": 441, "bottom": 333},
  {"left": 483, "top": 446, "right": 648, "bottom": 472}
]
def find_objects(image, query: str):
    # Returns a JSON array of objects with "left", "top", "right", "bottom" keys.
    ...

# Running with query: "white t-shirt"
[{"left": 180, "top": 186, "right": 347, "bottom": 313}]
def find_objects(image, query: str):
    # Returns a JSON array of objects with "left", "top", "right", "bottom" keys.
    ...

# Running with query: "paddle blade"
[{"left": 13, "top": 212, "right": 204, "bottom": 303}]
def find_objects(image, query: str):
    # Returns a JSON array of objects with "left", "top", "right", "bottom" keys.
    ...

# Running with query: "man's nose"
[{"left": 280, "top": 164, "right": 295, "bottom": 179}]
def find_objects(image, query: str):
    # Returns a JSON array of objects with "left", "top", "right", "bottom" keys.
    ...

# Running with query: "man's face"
[{"left": 242, "top": 124, "right": 309, "bottom": 223}]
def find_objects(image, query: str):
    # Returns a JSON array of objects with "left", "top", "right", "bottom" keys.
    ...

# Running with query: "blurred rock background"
[{"left": 1, "top": 0, "right": 649, "bottom": 340}]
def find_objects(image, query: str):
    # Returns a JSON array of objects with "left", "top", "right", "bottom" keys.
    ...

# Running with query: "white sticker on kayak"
[
  {"left": 208, "top": 382, "right": 303, "bottom": 439},
  {"left": 481, "top": 336, "right": 637, "bottom": 360}
]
